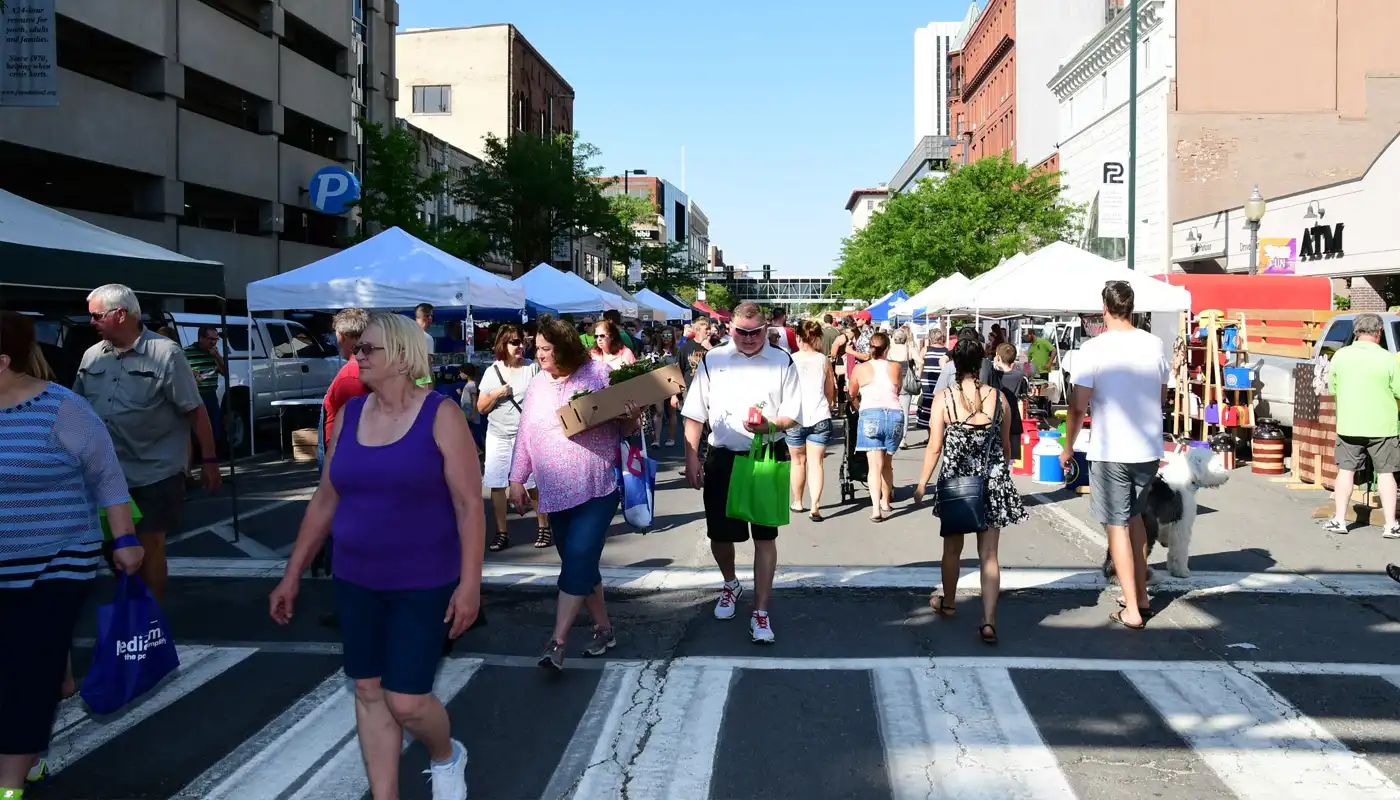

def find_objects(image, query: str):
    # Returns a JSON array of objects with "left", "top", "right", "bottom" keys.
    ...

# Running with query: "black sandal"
[
  {"left": 488, "top": 531, "right": 509, "bottom": 552},
  {"left": 1109, "top": 610, "right": 1147, "bottom": 630},
  {"left": 1116, "top": 599, "right": 1156, "bottom": 619},
  {"left": 979, "top": 623, "right": 998, "bottom": 645},
  {"left": 930, "top": 595, "right": 956, "bottom": 618},
  {"left": 1387, "top": 563, "right": 1400, "bottom": 584},
  {"left": 534, "top": 527, "right": 553, "bottom": 548}
]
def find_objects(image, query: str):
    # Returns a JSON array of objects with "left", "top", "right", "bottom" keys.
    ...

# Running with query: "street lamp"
[
  {"left": 1244, "top": 184, "right": 1267, "bottom": 275},
  {"left": 622, "top": 168, "right": 647, "bottom": 195}
]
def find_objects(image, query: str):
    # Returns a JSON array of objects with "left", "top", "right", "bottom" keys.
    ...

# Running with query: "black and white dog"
[{"left": 1100, "top": 447, "right": 1231, "bottom": 580}]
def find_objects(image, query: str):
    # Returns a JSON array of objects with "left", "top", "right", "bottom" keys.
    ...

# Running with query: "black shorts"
[
  {"left": 128, "top": 473, "right": 187, "bottom": 535},
  {"left": 0, "top": 578, "right": 91, "bottom": 755},
  {"left": 703, "top": 442, "right": 790, "bottom": 543}
]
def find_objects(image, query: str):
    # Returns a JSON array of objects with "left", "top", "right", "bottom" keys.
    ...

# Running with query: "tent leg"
[
  {"left": 221, "top": 301, "right": 240, "bottom": 543},
  {"left": 248, "top": 317, "right": 257, "bottom": 459}
]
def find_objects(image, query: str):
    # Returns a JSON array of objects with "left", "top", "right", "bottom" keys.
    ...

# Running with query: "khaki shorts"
[{"left": 1335, "top": 435, "right": 1400, "bottom": 474}]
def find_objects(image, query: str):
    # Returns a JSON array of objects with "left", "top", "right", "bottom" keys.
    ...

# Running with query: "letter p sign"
[
  {"left": 309, "top": 166, "right": 361, "bottom": 215},
  {"left": 1103, "top": 162, "right": 1125, "bottom": 185}
]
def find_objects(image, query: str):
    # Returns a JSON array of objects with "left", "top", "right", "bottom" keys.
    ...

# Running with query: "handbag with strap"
[
  {"left": 900, "top": 357, "right": 920, "bottom": 396},
  {"left": 935, "top": 387, "right": 1002, "bottom": 536},
  {"left": 492, "top": 364, "right": 523, "bottom": 413}
]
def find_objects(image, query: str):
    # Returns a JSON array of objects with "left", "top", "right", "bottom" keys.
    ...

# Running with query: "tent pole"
[
  {"left": 221, "top": 299, "right": 240, "bottom": 542},
  {"left": 248, "top": 316, "right": 257, "bottom": 458}
]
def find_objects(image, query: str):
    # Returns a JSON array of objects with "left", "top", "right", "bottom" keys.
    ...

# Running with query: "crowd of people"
[{"left": 1, "top": 279, "right": 1182, "bottom": 800}]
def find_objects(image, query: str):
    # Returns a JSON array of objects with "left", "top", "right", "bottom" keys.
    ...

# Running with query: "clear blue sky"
[{"left": 399, "top": 1, "right": 975, "bottom": 277}]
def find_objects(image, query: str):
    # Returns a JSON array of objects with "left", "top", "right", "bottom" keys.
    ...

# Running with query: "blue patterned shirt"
[{"left": 0, "top": 384, "right": 130, "bottom": 588}]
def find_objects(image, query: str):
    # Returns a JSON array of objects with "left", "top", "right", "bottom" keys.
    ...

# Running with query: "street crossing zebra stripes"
[{"left": 34, "top": 648, "right": 1400, "bottom": 800}]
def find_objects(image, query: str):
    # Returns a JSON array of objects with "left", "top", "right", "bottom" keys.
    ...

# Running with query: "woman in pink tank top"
[{"left": 848, "top": 332, "right": 904, "bottom": 521}]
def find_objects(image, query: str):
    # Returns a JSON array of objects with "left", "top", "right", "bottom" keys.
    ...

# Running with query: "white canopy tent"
[
  {"left": 946, "top": 242, "right": 1190, "bottom": 316},
  {"left": 515, "top": 263, "right": 635, "bottom": 316},
  {"left": 635, "top": 288, "right": 694, "bottom": 321},
  {"left": 891, "top": 273, "right": 972, "bottom": 318},
  {"left": 245, "top": 227, "right": 525, "bottom": 313},
  {"left": 928, "top": 253, "right": 1030, "bottom": 316},
  {"left": 597, "top": 277, "right": 666, "bottom": 322}
]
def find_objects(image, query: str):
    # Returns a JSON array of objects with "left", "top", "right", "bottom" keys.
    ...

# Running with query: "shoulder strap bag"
[
  {"left": 934, "top": 387, "right": 1002, "bottom": 536},
  {"left": 900, "top": 354, "right": 921, "bottom": 395},
  {"left": 492, "top": 364, "right": 523, "bottom": 413}
]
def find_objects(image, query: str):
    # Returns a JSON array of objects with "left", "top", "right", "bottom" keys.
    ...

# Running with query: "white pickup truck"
[{"left": 1253, "top": 312, "right": 1400, "bottom": 430}]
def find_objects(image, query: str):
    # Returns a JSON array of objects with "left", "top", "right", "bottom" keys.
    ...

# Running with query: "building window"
[
  {"left": 412, "top": 85, "right": 451, "bottom": 114},
  {"left": 866, "top": 200, "right": 875, "bottom": 210}
]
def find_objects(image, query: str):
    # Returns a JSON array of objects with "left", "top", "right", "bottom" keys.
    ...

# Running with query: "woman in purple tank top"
[{"left": 270, "top": 313, "right": 483, "bottom": 800}]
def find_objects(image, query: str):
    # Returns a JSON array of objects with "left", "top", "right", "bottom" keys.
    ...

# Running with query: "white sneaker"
[
  {"left": 750, "top": 611, "right": 775, "bottom": 644},
  {"left": 1320, "top": 518, "right": 1350, "bottom": 535},
  {"left": 714, "top": 580, "right": 743, "bottom": 620},
  {"left": 425, "top": 739, "right": 468, "bottom": 800}
]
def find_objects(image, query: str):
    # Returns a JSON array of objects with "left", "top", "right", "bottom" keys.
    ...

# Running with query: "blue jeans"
[
  {"left": 334, "top": 578, "right": 457, "bottom": 695},
  {"left": 785, "top": 418, "right": 834, "bottom": 448},
  {"left": 856, "top": 408, "right": 904, "bottom": 453},
  {"left": 552, "top": 491, "right": 620, "bottom": 596}
]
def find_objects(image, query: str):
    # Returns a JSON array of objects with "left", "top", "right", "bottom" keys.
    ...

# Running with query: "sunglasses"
[
  {"left": 351, "top": 343, "right": 385, "bottom": 356},
  {"left": 90, "top": 309, "right": 120, "bottom": 321},
  {"left": 732, "top": 326, "right": 766, "bottom": 337},
  {"left": 506, "top": 339, "right": 523, "bottom": 346}
]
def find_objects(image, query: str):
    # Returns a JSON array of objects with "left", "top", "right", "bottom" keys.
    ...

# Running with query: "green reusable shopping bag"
[
  {"left": 99, "top": 500, "right": 143, "bottom": 542},
  {"left": 726, "top": 433, "right": 791, "bottom": 528}
]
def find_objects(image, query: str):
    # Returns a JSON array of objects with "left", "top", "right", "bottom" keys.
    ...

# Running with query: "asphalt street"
[{"left": 35, "top": 421, "right": 1400, "bottom": 799}]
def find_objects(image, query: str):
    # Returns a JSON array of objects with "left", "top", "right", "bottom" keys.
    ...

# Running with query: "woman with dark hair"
[
  {"left": 477, "top": 324, "right": 547, "bottom": 551},
  {"left": 652, "top": 327, "right": 681, "bottom": 447},
  {"left": 913, "top": 336, "right": 1026, "bottom": 645},
  {"left": 0, "top": 311, "right": 143, "bottom": 794},
  {"left": 848, "top": 331, "right": 904, "bottom": 521},
  {"left": 590, "top": 319, "right": 636, "bottom": 371},
  {"left": 915, "top": 328, "right": 949, "bottom": 431},
  {"left": 787, "top": 320, "right": 837, "bottom": 520},
  {"left": 511, "top": 319, "right": 643, "bottom": 670}
]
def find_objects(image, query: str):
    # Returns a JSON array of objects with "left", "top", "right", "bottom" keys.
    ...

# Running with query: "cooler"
[
  {"left": 1065, "top": 430, "right": 1091, "bottom": 491},
  {"left": 1013, "top": 420, "right": 1037, "bottom": 476},
  {"left": 1032, "top": 431, "right": 1065, "bottom": 484}
]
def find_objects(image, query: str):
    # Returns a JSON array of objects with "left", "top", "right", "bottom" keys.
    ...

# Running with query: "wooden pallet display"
[{"left": 1173, "top": 309, "right": 1253, "bottom": 442}]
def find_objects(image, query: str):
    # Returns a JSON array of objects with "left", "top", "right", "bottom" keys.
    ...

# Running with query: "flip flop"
[
  {"left": 1116, "top": 599, "right": 1156, "bottom": 619},
  {"left": 810, "top": 511, "right": 824, "bottom": 522},
  {"left": 1109, "top": 610, "right": 1147, "bottom": 630}
]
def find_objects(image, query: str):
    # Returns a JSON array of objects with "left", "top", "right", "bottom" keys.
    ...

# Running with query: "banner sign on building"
[
  {"left": 1, "top": 0, "right": 58, "bottom": 107},
  {"left": 1097, "top": 159, "right": 1129, "bottom": 240},
  {"left": 628, "top": 258, "right": 642, "bottom": 285}
]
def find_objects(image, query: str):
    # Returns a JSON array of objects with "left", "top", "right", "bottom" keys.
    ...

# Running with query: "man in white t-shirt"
[{"left": 1061, "top": 281, "right": 1173, "bottom": 631}]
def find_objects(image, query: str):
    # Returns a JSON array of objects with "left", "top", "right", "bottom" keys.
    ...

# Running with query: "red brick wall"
[{"left": 1349, "top": 276, "right": 1387, "bottom": 311}]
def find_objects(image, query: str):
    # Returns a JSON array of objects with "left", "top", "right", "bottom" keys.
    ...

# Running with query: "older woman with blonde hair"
[{"left": 271, "top": 312, "right": 484, "bottom": 800}]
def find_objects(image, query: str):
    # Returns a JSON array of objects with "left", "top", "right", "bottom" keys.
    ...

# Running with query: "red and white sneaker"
[
  {"left": 750, "top": 611, "right": 775, "bottom": 644},
  {"left": 714, "top": 580, "right": 743, "bottom": 620}
]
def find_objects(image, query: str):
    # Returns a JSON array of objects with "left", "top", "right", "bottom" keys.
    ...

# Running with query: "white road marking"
[
  {"left": 1028, "top": 492, "right": 1109, "bottom": 549},
  {"left": 570, "top": 664, "right": 732, "bottom": 798},
  {"left": 165, "top": 557, "right": 1400, "bottom": 596},
  {"left": 166, "top": 496, "right": 308, "bottom": 546},
  {"left": 874, "top": 666, "right": 1077, "bottom": 800},
  {"left": 542, "top": 663, "right": 642, "bottom": 799},
  {"left": 48, "top": 646, "right": 257, "bottom": 774},
  {"left": 1126, "top": 667, "right": 1400, "bottom": 799},
  {"left": 286, "top": 657, "right": 481, "bottom": 800}
]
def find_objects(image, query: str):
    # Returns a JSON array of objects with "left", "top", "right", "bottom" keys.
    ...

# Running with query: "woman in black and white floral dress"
[{"left": 913, "top": 337, "right": 1027, "bottom": 645}]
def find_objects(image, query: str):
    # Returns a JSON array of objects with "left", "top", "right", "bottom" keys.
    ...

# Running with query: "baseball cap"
[{"left": 854, "top": 310, "right": 872, "bottom": 321}]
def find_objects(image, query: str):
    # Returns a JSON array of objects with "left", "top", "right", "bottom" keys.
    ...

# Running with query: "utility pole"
[{"left": 1126, "top": 0, "right": 1138, "bottom": 270}]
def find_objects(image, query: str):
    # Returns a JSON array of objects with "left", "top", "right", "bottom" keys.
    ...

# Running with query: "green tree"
[
  {"left": 831, "top": 154, "right": 1082, "bottom": 299},
  {"left": 454, "top": 132, "right": 619, "bottom": 273},
  {"left": 701, "top": 282, "right": 736, "bottom": 312},
  {"left": 352, "top": 120, "right": 448, "bottom": 244}
]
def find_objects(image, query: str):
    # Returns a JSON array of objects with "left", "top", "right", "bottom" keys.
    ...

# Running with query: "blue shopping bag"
[
  {"left": 618, "top": 437, "right": 657, "bottom": 531},
  {"left": 81, "top": 574, "right": 180, "bottom": 715}
]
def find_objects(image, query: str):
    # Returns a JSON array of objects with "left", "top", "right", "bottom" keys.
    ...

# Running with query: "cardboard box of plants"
[{"left": 556, "top": 362, "right": 686, "bottom": 438}]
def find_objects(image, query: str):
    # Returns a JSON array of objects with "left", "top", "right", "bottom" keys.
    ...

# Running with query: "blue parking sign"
[{"left": 308, "top": 166, "right": 361, "bottom": 214}]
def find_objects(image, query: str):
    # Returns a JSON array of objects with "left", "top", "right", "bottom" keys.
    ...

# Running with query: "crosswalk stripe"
[
  {"left": 285, "top": 657, "right": 482, "bottom": 800},
  {"left": 47, "top": 645, "right": 257, "bottom": 775},
  {"left": 542, "top": 663, "right": 639, "bottom": 800},
  {"left": 569, "top": 663, "right": 733, "bottom": 799},
  {"left": 1126, "top": 667, "right": 1400, "bottom": 800},
  {"left": 49, "top": 645, "right": 222, "bottom": 740},
  {"left": 177, "top": 668, "right": 352, "bottom": 799},
  {"left": 873, "top": 666, "right": 1077, "bottom": 800}
]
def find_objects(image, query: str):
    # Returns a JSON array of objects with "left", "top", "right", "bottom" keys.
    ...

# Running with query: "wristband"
[{"left": 112, "top": 535, "right": 141, "bottom": 550}]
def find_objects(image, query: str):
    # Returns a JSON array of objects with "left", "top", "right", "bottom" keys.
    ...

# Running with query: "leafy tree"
[
  {"left": 701, "top": 282, "right": 736, "bottom": 312},
  {"left": 831, "top": 154, "right": 1082, "bottom": 299},
  {"left": 352, "top": 120, "right": 448, "bottom": 244},
  {"left": 454, "top": 133, "right": 618, "bottom": 274}
]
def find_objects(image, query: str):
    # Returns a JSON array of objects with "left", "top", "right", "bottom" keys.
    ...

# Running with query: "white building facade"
[
  {"left": 914, "top": 20, "right": 962, "bottom": 142},
  {"left": 1049, "top": 0, "right": 1173, "bottom": 275},
  {"left": 1017, "top": 0, "right": 1114, "bottom": 170}
]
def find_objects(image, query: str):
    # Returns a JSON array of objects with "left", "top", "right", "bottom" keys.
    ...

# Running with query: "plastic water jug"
[{"left": 1032, "top": 431, "right": 1065, "bottom": 484}]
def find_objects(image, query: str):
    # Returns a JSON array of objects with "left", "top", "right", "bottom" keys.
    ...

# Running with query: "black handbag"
[{"left": 935, "top": 390, "right": 1001, "bottom": 536}]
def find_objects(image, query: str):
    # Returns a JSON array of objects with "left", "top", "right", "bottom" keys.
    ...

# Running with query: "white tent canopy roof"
[
  {"left": 515, "top": 264, "right": 635, "bottom": 315},
  {"left": 930, "top": 253, "right": 1029, "bottom": 316},
  {"left": 0, "top": 188, "right": 214, "bottom": 263},
  {"left": 945, "top": 242, "right": 1191, "bottom": 316},
  {"left": 245, "top": 227, "right": 525, "bottom": 311},
  {"left": 634, "top": 288, "right": 693, "bottom": 320},
  {"left": 597, "top": 278, "right": 665, "bottom": 322},
  {"left": 891, "top": 273, "right": 972, "bottom": 317}
]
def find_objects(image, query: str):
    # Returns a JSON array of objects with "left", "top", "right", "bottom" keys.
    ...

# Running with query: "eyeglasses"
[
  {"left": 506, "top": 340, "right": 523, "bottom": 346},
  {"left": 90, "top": 309, "right": 120, "bottom": 321},
  {"left": 732, "top": 326, "right": 766, "bottom": 338},
  {"left": 351, "top": 343, "right": 385, "bottom": 356}
]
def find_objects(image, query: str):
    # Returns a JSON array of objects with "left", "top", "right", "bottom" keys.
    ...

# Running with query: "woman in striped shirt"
[{"left": 0, "top": 311, "right": 143, "bottom": 797}]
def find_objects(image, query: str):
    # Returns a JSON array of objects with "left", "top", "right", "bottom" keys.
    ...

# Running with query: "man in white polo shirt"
[{"left": 682, "top": 302, "right": 802, "bottom": 644}]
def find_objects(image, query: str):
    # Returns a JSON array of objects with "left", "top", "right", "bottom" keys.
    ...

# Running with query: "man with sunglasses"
[{"left": 682, "top": 302, "right": 802, "bottom": 644}]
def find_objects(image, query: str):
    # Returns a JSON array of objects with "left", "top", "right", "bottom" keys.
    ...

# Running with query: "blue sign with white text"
[{"left": 308, "top": 166, "right": 361, "bottom": 214}]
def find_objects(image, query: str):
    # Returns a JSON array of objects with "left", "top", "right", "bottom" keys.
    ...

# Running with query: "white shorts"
[{"left": 483, "top": 430, "right": 534, "bottom": 490}]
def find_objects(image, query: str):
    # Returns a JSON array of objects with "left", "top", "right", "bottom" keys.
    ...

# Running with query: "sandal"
[
  {"left": 1389, "top": 563, "right": 1400, "bottom": 584},
  {"left": 488, "top": 531, "right": 509, "bottom": 552},
  {"left": 930, "top": 595, "right": 956, "bottom": 618},
  {"left": 1116, "top": 598, "right": 1156, "bottom": 619},
  {"left": 979, "top": 623, "right": 998, "bottom": 645},
  {"left": 534, "top": 527, "right": 553, "bottom": 549},
  {"left": 1109, "top": 610, "right": 1147, "bottom": 630},
  {"left": 810, "top": 511, "right": 824, "bottom": 522}
]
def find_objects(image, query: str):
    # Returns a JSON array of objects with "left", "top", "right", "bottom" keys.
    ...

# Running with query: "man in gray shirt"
[{"left": 74, "top": 284, "right": 220, "bottom": 603}]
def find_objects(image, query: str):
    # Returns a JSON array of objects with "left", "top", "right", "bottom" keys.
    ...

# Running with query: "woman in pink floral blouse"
[{"left": 510, "top": 317, "right": 642, "bottom": 671}]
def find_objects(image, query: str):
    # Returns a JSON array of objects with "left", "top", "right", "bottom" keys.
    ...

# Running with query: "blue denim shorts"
[
  {"left": 785, "top": 418, "right": 834, "bottom": 448},
  {"left": 334, "top": 577, "right": 456, "bottom": 695},
  {"left": 552, "top": 491, "right": 620, "bottom": 596},
  {"left": 856, "top": 408, "right": 904, "bottom": 453}
]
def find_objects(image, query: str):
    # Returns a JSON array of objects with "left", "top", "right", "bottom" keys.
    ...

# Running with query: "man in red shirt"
[{"left": 322, "top": 308, "right": 370, "bottom": 461}]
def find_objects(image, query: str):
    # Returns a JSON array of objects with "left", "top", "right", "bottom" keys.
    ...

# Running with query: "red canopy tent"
[{"left": 693, "top": 300, "right": 731, "bottom": 320}]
